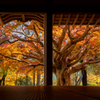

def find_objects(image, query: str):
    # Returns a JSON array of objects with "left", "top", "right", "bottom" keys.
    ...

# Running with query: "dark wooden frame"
[{"left": 0, "top": 3, "right": 100, "bottom": 86}]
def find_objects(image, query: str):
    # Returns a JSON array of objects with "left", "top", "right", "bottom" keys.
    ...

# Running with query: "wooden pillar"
[
  {"left": 37, "top": 71, "right": 40, "bottom": 85},
  {"left": 0, "top": 16, "right": 3, "bottom": 27},
  {"left": 44, "top": 12, "right": 52, "bottom": 86},
  {"left": 82, "top": 68, "right": 87, "bottom": 86}
]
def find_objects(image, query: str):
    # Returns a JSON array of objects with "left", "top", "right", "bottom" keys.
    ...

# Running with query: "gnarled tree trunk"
[
  {"left": 56, "top": 69, "right": 61, "bottom": 85},
  {"left": 56, "top": 68, "right": 71, "bottom": 86},
  {"left": 64, "top": 72, "right": 71, "bottom": 86}
]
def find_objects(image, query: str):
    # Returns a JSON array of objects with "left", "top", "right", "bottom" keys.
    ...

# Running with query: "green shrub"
[{"left": 87, "top": 82, "right": 97, "bottom": 86}]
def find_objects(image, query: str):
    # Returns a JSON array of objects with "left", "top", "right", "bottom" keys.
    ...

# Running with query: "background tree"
[{"left": 0, "top": 20, "right": 44, "bottom": 85}]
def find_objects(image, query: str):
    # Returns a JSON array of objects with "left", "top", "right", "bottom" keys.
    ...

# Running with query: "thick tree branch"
[
  {"left": 53, "top": 48, "right": 61, "bottom": 54},
  {"left": 0, "top": 53, "right": 44, "bottom": 67},
  {"left": 62, "top": 44, "right": 76, "bottom": 56},
  {"left": 67, "top": 25, "right": 74, "bottom": 40},
  {"left": 52, "top": 39, "right": 58, "bottom": 48},
  {"left": 29, "top": 50, "right": 41, "bottom": 57},
  {"left": 69, "top": 53, "right": 97, "bottom": 74},
  {"left": 67, "top": 36, "right": 93, "bottom": 66},
  {"left": 31, "top": 42, "right": 43, "bottom": 56},
  {"left": 56, "top": 44, "right": 76, "bottom": 65},
  {"left": 32, "top": 20, "right": 44, "bottom": 31},
  {"left": 12, "top": 35, "right": 44, "bottom": 47},
  {"left": 22, "top": 53, "right": 42, "bottom": 60},
  {"left": 72, "top": 27, "right": 91, "bottom": 43},
  {"left": 88, "top": 60, "right": 100, "bottom": 64},
  {"left": 61, "top": 42, "right": 72, "bottom": 54},
  {"left": 27, "top": 63, "right": 44, "bottom": 67},
  {"left": 0, "top": 53, "right": 31, "bottom": 65},
  {"left": 10, "top": 29, "right": 44, "bottom": 47},
  {"left": 0, "top": 38, "right": 43, "bottom": 46},
  {"left": 12, "top": 52, "right": 42, "bottom": 61},
  {"left": 68, "top": 47, "right": 89, "bottom": 66},
  {"left": 32, "top": 25, "right": 44, "bottom": 47},
  {"left": 60, "top": 27, "right": 93, "bottom": 54},
  {"left": 33, "top": 25, "right": 39, "bottom": 38},
  {"left": 58, "top": 25, "right": 68, "bottom": 50}
]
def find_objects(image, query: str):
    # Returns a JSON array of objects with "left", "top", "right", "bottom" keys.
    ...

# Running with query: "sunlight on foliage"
[{"left": 0, "top": 19, "right": 100, "bottom": 86}]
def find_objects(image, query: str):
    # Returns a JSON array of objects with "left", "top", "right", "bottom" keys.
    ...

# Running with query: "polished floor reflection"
[{"left": 0, "top": 86, "right": 99, "bottom": 100}]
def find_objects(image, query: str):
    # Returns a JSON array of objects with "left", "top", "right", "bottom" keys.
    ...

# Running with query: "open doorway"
[
  {"left": 0, "top": 13, "right": 44, "bottom": 86},
  {"left": 52, "top": 13, "right": 100, "bottom": 86}
]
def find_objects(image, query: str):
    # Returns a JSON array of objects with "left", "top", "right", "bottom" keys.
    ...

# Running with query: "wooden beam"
[
  {"left": 66, "top": 14, "right": 71, "bottom": 26},
  {"left": 2, "top": 14, "right": 44, "bottom": 21},
  {"left": 52, "top": 14, "right": 55, "bottom": 25},
  {"left": 22, "top": 14, "right": 25, "bottom": 21},
  {"left": 3, "top": 17, "right": 43, "bottom": 25},
  {"left": 58, "top": 14, "right": 63, "bottom": 27},
  {"left": 2, "top": 14, "right": 12, "bottom": 20},
  {"left": 32, "top": 14, "right": 44, "bottom": 20},
  {"left": 0, "top": 14, "right": 6, "bottom": 17},
  {"left": 79, "top": 14, "right": 87, "bottom": 27},
  {"left": 25, "top": 17, "right": 43, "bottom": 22},
  {"left": 94, "top": 18, "right": 100, "bottom": 27},
  {"left": 39, "top": 14, "right": 44, "bottom": 17},
  {"left": 87, "top": 14, "right": 95, "bottom": 27},
  {"left": 72, "top": 14, "right": 79, "bottom": 28},
  {"left": 3, "top": 17, "right": 22, "bottom": 23},
  {"left": 0, "top": 16, "right": 3, "bottom": 26}
]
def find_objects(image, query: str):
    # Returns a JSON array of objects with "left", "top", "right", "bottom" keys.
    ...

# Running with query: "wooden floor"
[{"left": 0, "top": 86, "right": 100, "bottom": 100}]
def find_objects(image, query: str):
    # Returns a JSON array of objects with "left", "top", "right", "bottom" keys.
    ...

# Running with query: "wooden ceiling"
[
  {"left": 53, "top": 13, "right": 100, "bottom": 27},
  {"left": 0, "top": 13, "right": 44, "bottom": 27},
  {"left": 0, "top": 13, "right": 100, "bottom": 27}
]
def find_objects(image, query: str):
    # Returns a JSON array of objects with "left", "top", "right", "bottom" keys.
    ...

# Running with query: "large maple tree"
[
  {"left": 0, "top": 20, "right": 100, "bottom": 86},
  {"left": 52, "top": 25, "right": 100, "bottom": 85}
]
